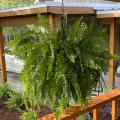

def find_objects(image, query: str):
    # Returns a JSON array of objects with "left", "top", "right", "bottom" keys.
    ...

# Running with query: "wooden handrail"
[{"left": 38, "top": 88, "right": 120, "bottom": 120}]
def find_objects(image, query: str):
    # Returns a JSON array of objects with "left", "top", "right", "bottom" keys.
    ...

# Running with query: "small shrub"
[
  {"left": 21, "top": 109, "right": 37, "bottom": 120},
  {"left": 0, "top": 83, "right": 12, "bottom": 100},
  {"left": 6, "top": 92, "right": 24, "bottom": 110}
]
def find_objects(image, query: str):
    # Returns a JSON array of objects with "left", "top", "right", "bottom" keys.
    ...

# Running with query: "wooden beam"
[
  {"left": 0, "top": 15, "right": 38, "bottom": 27},
  {"left": 0, "top": 14, "right": 96, "bottom": 27},
  {"left": 97, "top": 11, "right": 120, "bottom": 18},
  {"left": 48, "top": 14, "right": 57, "bottom": 29},
  {"left": 109, "top": 18, "right": 116, "bottom": 88},
  {"left": 0, "top": 23, "right": 7, "bottom": 82},
  {"left": 93, "top": 108, "right": 99, "bottom": 120},
  {"left": 0, "top": 6, "right": 95, "bottom": 19},
  {"left": 112, "top": 100, "right": 117, "bottom": 120},
  {"left": 0, "top": 7, "right": 47, "bottom": 18},
  {"left": 48, "top": 6, "right": 96, "bottom": 15},
  {"left": 40, "top": 88, "right": 120, "bottom": 120}
]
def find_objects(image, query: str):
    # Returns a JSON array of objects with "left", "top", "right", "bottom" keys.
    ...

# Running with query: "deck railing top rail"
[{"left": 39, "top": 88, "right": 120, "bottom": 120}]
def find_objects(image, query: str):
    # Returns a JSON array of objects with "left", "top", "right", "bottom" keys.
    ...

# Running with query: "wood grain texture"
[
  {"left": 0, "top": 15, "right": 39, "bottom": 27},
  {"left": 0, "top": 6, "right": 95, "bottom": 19},
  {"left": 112, "top": 100, "right": 117, "bottom": 120},
  {"left": 93, "top": 108, "right": 99, "bottom": 120},
  {"left": 97, "top": 12, "right": 120, "bottom": 18},
  {"left": 48, "top": 14, "right": 57, "bottom": 29},
  {"left": 0, "top": 22, "right": 7, "bottom": 82},
  {"left": 47, "top": 6, "right": 96, "bottom": 15},
  {"left": 109, "top": 18, "right": 116, "bottom": 88}
]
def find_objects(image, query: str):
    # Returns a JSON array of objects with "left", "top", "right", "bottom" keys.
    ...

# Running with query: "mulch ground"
[{"left": 0, "top": 100, "right": 52, "bottom": 120}]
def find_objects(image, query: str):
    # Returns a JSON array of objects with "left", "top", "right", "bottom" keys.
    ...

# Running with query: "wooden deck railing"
[{"left": 38, "top": 88, "right": 120, "bottom": 120}]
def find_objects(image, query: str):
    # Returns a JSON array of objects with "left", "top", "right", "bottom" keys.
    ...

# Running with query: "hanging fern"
[{"left": 8, "top": 15, "right": 113, "bottom": 116}]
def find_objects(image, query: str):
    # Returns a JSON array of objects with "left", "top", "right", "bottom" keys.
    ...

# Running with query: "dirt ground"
[
  {"left": 0, "top": 100, "right": 20, "bottom": 120},
  {"left": 0, "top": 100, "right": 52, "bottom": 120}
]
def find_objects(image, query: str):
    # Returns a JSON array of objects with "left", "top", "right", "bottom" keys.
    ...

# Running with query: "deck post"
[
  {"left": 109, "top": 18, "right": 116, "bottom": 88},
  {"left": 48, "top": 14, "right": 56, "bottom": 29},
  {"left": 0, "top": 23, "right": 7, "bottom": 82},
  {"left": 112, "top": 100, "right": 117, "bottom": 120},
  {"left": 93, "top": 108, "right": 99, "bottom": 120}
]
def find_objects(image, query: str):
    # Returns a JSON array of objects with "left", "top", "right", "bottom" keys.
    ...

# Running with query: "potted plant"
[{"left": 8, "top": 15, "right": 113, "bottom": 120}]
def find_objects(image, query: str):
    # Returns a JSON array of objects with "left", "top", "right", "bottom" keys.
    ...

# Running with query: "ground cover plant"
[
  {"left": 0, "top": 83, "right": 12, "bottom": 100},
  {"left": 1, "top": 85, "right": 120, "bottom": 120},
  {"left": 7, "top": 15, "right": 114, "bottom": 119},
  {"left": 0, "top": 83, "right": 51, "bottom": 120},
  {"left": 0, "top": 84, "right": 21, "bottom": 120},
  {"left": 0, "top": 0, "right": 34, "bottom": 9},
  {"left": 6, "top": 92, "right": 24, "bottom": 110}
]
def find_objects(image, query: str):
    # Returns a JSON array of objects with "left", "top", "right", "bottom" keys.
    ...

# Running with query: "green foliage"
[
  {"left": 21, "top": 109, "right": 37, "bottom": 120},
  {"left": 1, "top": 0, "right": 35, "bottom": 36},
  {"left": 0, "top": 0, "right": 34, "bottom": 9},
  {"left": 0, "top": 83, "right": 12, "bottom": 100},
  {"left": 8, "top": 15, "right": 113, "bottom": 115},
  {"left": 7, "top": 25, "right": 38, "bottom": 58},
  {"left": 6, "top": 92, "right": 24, "bottom": 110}
]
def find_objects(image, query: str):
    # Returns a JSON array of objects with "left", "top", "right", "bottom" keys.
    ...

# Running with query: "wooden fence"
[{"left": 38, "top": 88, "right": 120, "bottom": 120}]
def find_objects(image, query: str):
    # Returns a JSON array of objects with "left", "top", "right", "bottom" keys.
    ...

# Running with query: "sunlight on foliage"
[
  {"left": 6, "top": 92, "right": 24, "bottom": 110},
  {"left": 0, "top": 0, "right": 34, "bottom": 9},
  {"left": 8, "top": 15, "right": 113, "bottom": 118},
  {"left": 21, "top": 109, "right": 37, "bottom": 120},
  {"left": 0, "top": 83, "right": 12, "bottom": 100}
]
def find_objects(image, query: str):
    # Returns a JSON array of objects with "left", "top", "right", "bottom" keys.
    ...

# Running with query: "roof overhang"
[
  {"left": 2, "top": 1, "right": 120, "bottom": 19},
  {"left": 0, "top": 5, "right": 96, "bottom": 27},
  {"left": 1, "top": 1, "right": 120, "bottom": 22},
  {"left": 47, "top": 6, "right": 96, "bottom": 14},
  {"left": 0, "top": 7, "right": 47, "bottom": 18},
  {"left": 97, "top": 9, "right": 120, "bottom": 18},
  {"left": 0, "top": 6, "right": 96, "bottom": 18}
]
